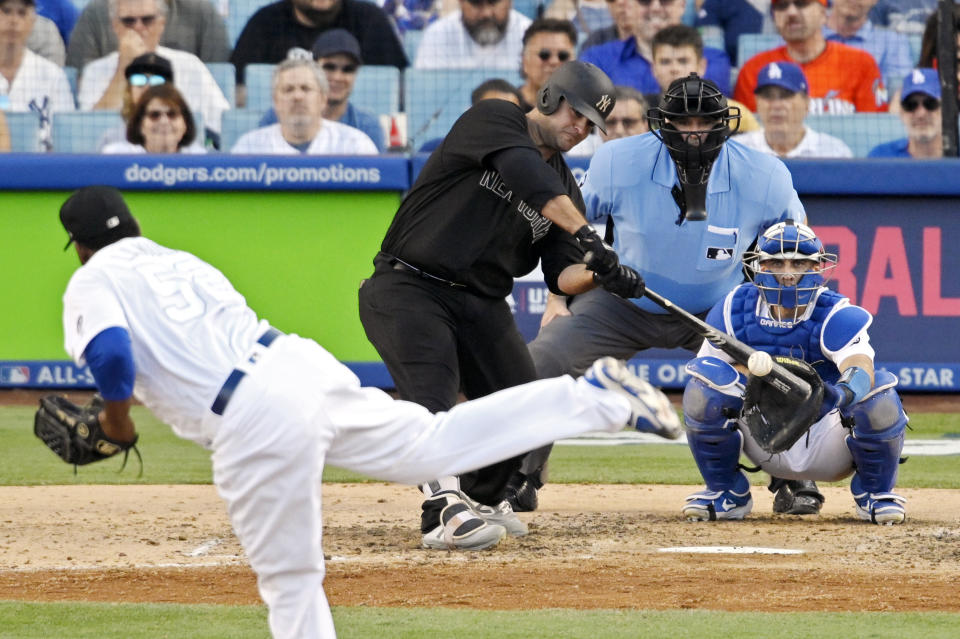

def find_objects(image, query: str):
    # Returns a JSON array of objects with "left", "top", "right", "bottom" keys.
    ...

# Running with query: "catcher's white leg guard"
[
  {"left": 682, "top": 358, "right": 753, "bottom": 521},
  {"left": 844, "top": 371, "right": 908, "bottom": 525}
]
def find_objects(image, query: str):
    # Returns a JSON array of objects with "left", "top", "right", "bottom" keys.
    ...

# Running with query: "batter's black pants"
[{"left": 358, "top": 259, "right": 538, "bottom": 532}]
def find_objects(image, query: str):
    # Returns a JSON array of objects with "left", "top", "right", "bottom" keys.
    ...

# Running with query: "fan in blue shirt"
[
  {"left": 868, "top": 68, "right": 943, "bottom": 159},
  {"left": 581, "top": 0, "right": 731, "bottom": 95}
]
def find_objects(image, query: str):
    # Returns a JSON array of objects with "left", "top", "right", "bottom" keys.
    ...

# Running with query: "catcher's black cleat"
[
  {"left": 770, "top": 478, "right": 825, "bottom": 515},
  {"left": 504, "top": 472, "right": 540, "bottom": 513}
]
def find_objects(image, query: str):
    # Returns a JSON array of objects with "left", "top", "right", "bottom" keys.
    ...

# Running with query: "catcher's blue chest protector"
[{"left": 726, "top": 286, "right": 845, "bottom": 384}]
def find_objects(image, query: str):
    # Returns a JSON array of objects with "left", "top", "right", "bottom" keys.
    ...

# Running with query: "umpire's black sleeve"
[{"left": 487, "top": 147, "right": 571, "bottom": 211}]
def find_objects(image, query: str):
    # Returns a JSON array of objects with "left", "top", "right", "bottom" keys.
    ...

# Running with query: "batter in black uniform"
[{"left": 358, "top": 61, "right": 645, "bottom": 551}]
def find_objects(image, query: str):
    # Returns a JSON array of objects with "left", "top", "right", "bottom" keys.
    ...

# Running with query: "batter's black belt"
[
  {"left": 211, "top": 327, "right": 284, "bottom": 416},
  {"left": 379, "top": 252, "right": 467, "bottom": 289}
]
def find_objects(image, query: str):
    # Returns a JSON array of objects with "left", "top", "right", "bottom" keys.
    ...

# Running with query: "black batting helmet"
[{"left": 537, "top": 61, "right": 616, "bottom": 133}]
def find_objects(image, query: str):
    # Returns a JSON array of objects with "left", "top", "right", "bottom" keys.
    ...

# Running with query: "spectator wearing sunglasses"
[
  {"left": 414, "top": 0, "right": 532, "bottom": 69},
  {"left": 67, "top": 0, "right": 229, "bottom": 71},
  {"left": 78, "top": 0, "right": 229, "bottom": 144},
  {"left": 102, "top": 83, "right": 204, "bottom": 153},
  {"left": 231, "top": 57, "right": 378, "bottom": 154},
  {"left": 736, "top": 61, "right": 853, "bottom": 158},
  {"left": 257, "top": 30, "right": 386, "bottom": 151},
  {"left": 735, "top": 0, "right": 888, "bottom": 114},
  {"left": 518, "top": 18, "right": 578, "bottom": 111},
  {"left": 567, "top": 84, "right": 648, "bottom": 156},
  {"left": 97, "top": 52, "right": 203, "bottom": 151},
  {"left": 869, "top": 68, "right": 943, "bottom": 158},
  {"left": 580, "top": 0, "right": 732, "bottom": 96}
]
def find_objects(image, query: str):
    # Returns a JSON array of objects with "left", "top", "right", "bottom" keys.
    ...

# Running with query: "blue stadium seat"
[
  {"left": 513, "top": 0, "right": 542, "bottom": 20},
  {"left": 805, "top": 113, "right": 906, "bottom": 158},
  {"left": 5, "top": 111, "right": 41, "bottom": 152},
  {"left": 403, "top": 29, "right": 423, "bottom": 63},
  {"left": 353, "top": 65, "right": 400, "bottom": 118},
  {"left": 403, "top": 68, "right": 523, "bottom": 149},
  {"left": 243, "top": 63, "right": 275, "bottom": 114},
  {"left": 64, "top": 66, "right": 79, "bottom": 108},
  {"left": 227, "top": 0, "right": 272, "bottom": 47},
  {"left": 207, "top": 62, "right": 237, "bottom": 108},
  {"left": 52, "top": 111, "right": 124, "bottom": 153},
  {"left": 221, "top": 109, "right": 265, "bottom": 152},
  {"left": 908, "top": 33, "right": 922, "bottom": 64},
  {"left": 737, "top": 33, "right": 783, "bottom": 67}
]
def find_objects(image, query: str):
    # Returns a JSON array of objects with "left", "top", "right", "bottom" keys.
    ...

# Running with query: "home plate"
[{"left": 658, "top": 546, "right": 804, "bottom": 555}]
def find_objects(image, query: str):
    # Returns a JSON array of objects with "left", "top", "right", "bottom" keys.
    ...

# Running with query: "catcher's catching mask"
[
  {"left": 744, "top": 220, "right": 838, "bottom": 325},
  {"left": 647, "top": 73, "right": 740, "bottom": 221}
]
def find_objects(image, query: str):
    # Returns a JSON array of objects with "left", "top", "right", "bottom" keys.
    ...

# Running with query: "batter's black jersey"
[{"left": 379, "top": 100, "right": 585, "bottom": 298}]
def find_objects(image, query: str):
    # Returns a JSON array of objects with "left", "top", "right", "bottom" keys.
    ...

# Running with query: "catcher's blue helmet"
[{"left": 744, "top": 221, "right": 837, "bottom": 319}]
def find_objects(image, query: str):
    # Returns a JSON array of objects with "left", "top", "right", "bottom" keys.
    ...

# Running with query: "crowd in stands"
[{"left": 0, "top": 0, "right": 956, "bottom": 158}]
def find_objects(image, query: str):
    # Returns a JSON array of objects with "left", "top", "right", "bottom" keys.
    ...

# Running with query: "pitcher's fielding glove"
[{"left": 34, "top": 394, "right": 139, "bottom": 468}]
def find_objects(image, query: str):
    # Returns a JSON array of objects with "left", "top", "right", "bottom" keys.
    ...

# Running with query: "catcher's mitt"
[
  {"left": 34, "top": 394, "right": 139, "bottom": 470},
  {"left": 741, "top": 356, "right": 824, "bottom": 455}
]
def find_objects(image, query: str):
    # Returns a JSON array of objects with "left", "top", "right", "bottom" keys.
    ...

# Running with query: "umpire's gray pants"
[{"left": 519, "top": 287, "right": 704, "bottom": 476}]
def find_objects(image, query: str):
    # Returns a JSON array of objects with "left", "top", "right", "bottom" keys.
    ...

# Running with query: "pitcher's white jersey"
[{"left": 62, "top": 237, "right": 266, "bottom": 444}]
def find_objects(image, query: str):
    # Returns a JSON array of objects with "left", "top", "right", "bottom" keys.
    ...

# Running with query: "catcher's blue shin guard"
[
  {"left": 844, "top": 371, "right": 908, "bottom": 525},
  {"left": 681, "top": 358, "right": 752, "bottom": 521}
]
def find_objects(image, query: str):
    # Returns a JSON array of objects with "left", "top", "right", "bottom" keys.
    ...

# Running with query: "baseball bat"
[{"left": 642, "top": 287, "right": 812, "bottom": 400}]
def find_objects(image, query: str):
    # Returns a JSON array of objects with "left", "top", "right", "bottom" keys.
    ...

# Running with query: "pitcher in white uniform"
[{"left": 55, "top": 185, "right": 680, "bottom": 639}]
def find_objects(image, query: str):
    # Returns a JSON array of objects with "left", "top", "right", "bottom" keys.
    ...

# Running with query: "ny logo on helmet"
[{"left": 596, "top": 94, "right": 612, "bottom": 112}]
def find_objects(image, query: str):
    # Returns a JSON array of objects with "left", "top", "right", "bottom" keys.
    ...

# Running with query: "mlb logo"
[
  {"left": 0, "top": 366, "right": 30, "bottom": 384},
  {"left": 706, "top": 247, "right": 734, "bottom": 260}
]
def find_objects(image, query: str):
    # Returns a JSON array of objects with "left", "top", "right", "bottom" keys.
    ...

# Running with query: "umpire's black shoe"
[
  {"left": 504, "top": 472, "right": 539, "bottom": 513},
  {"left": 770, "top": 478, "right": 825, "bottom": 515}
]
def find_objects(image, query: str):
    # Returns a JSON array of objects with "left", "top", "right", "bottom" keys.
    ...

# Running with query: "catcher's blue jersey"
[{"left": 706, "top": 283, "right": 873, "bottom": 384}]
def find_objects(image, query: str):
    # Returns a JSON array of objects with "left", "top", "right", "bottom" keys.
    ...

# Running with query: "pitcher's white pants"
[{"left": 205, "top": 335, "right": 631, "bottom": 639}]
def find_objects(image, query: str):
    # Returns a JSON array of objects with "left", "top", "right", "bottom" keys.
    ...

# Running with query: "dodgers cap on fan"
[
  {"left": 312, "top": 29, "right": 363, "bottom": 64},
  {"left": 901, "top": 68, "right": 941, "bottom": 102},
  {"left": 60, "top": 186, "right": 138, "bottom": 250},
  {"left": 755, "top": 62, "right": 808, "bottom": 95}
]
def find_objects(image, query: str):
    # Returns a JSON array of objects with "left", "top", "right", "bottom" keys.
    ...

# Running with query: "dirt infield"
[
  {"left": 1, "top": 483, "right": 959, "bottom": 612},
  {"left": 3, "top": 389, "right": 958, "bottom": 612}
]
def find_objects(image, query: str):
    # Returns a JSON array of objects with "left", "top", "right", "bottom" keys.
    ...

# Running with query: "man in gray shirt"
[{"left": 66, "top": 0, "right": 230, "bottom": 70}]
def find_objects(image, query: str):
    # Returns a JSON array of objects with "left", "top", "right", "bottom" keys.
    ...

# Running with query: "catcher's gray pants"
[{"left": 520, "top": 288, "right": 703, "bottom": 477}]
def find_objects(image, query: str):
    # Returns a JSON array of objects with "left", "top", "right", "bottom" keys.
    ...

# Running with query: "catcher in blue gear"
[{"left": 681, "top": 221, "right": 908, "bottom": 525}]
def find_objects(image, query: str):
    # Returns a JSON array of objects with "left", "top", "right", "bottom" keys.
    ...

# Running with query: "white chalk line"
[{"left": 555, "top": 433, "right": 960, "bottom": 455}]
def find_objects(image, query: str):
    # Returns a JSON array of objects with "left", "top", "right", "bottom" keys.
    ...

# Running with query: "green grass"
[
  {"left": 1, "top": 603, "right": 958, "bottom": 639},
  {"left": 2, "top": 406, "right": 959, "bottom": 487}
]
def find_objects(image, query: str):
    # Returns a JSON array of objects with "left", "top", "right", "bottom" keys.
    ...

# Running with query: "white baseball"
[{"left": 748, "top": 351, "right": 774, "bottom": 377}]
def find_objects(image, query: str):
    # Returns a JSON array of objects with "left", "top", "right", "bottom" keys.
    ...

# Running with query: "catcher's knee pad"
[
  {"left": 683, "top": 359, "right": 747, "bottom": 492},
  {"left": 844, "top": 372, "right": 907, "bottom": 495},
  {"left": 682, "top": 357, "right": 744, "bottom": 426}
]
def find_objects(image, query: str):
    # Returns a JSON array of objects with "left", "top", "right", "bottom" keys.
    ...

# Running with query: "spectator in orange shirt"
[{"left": 734, "top": 0, "right": 888, "bottom": 114}]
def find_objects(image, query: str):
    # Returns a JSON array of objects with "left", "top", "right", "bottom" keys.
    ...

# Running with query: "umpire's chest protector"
[{"left": 729, "top": 287, "right": 845, "bottom": 376}]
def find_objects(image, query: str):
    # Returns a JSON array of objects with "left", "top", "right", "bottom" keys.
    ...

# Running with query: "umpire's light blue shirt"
[{"left": 582, "top": 133, "right": 805, "bottom": 315}]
